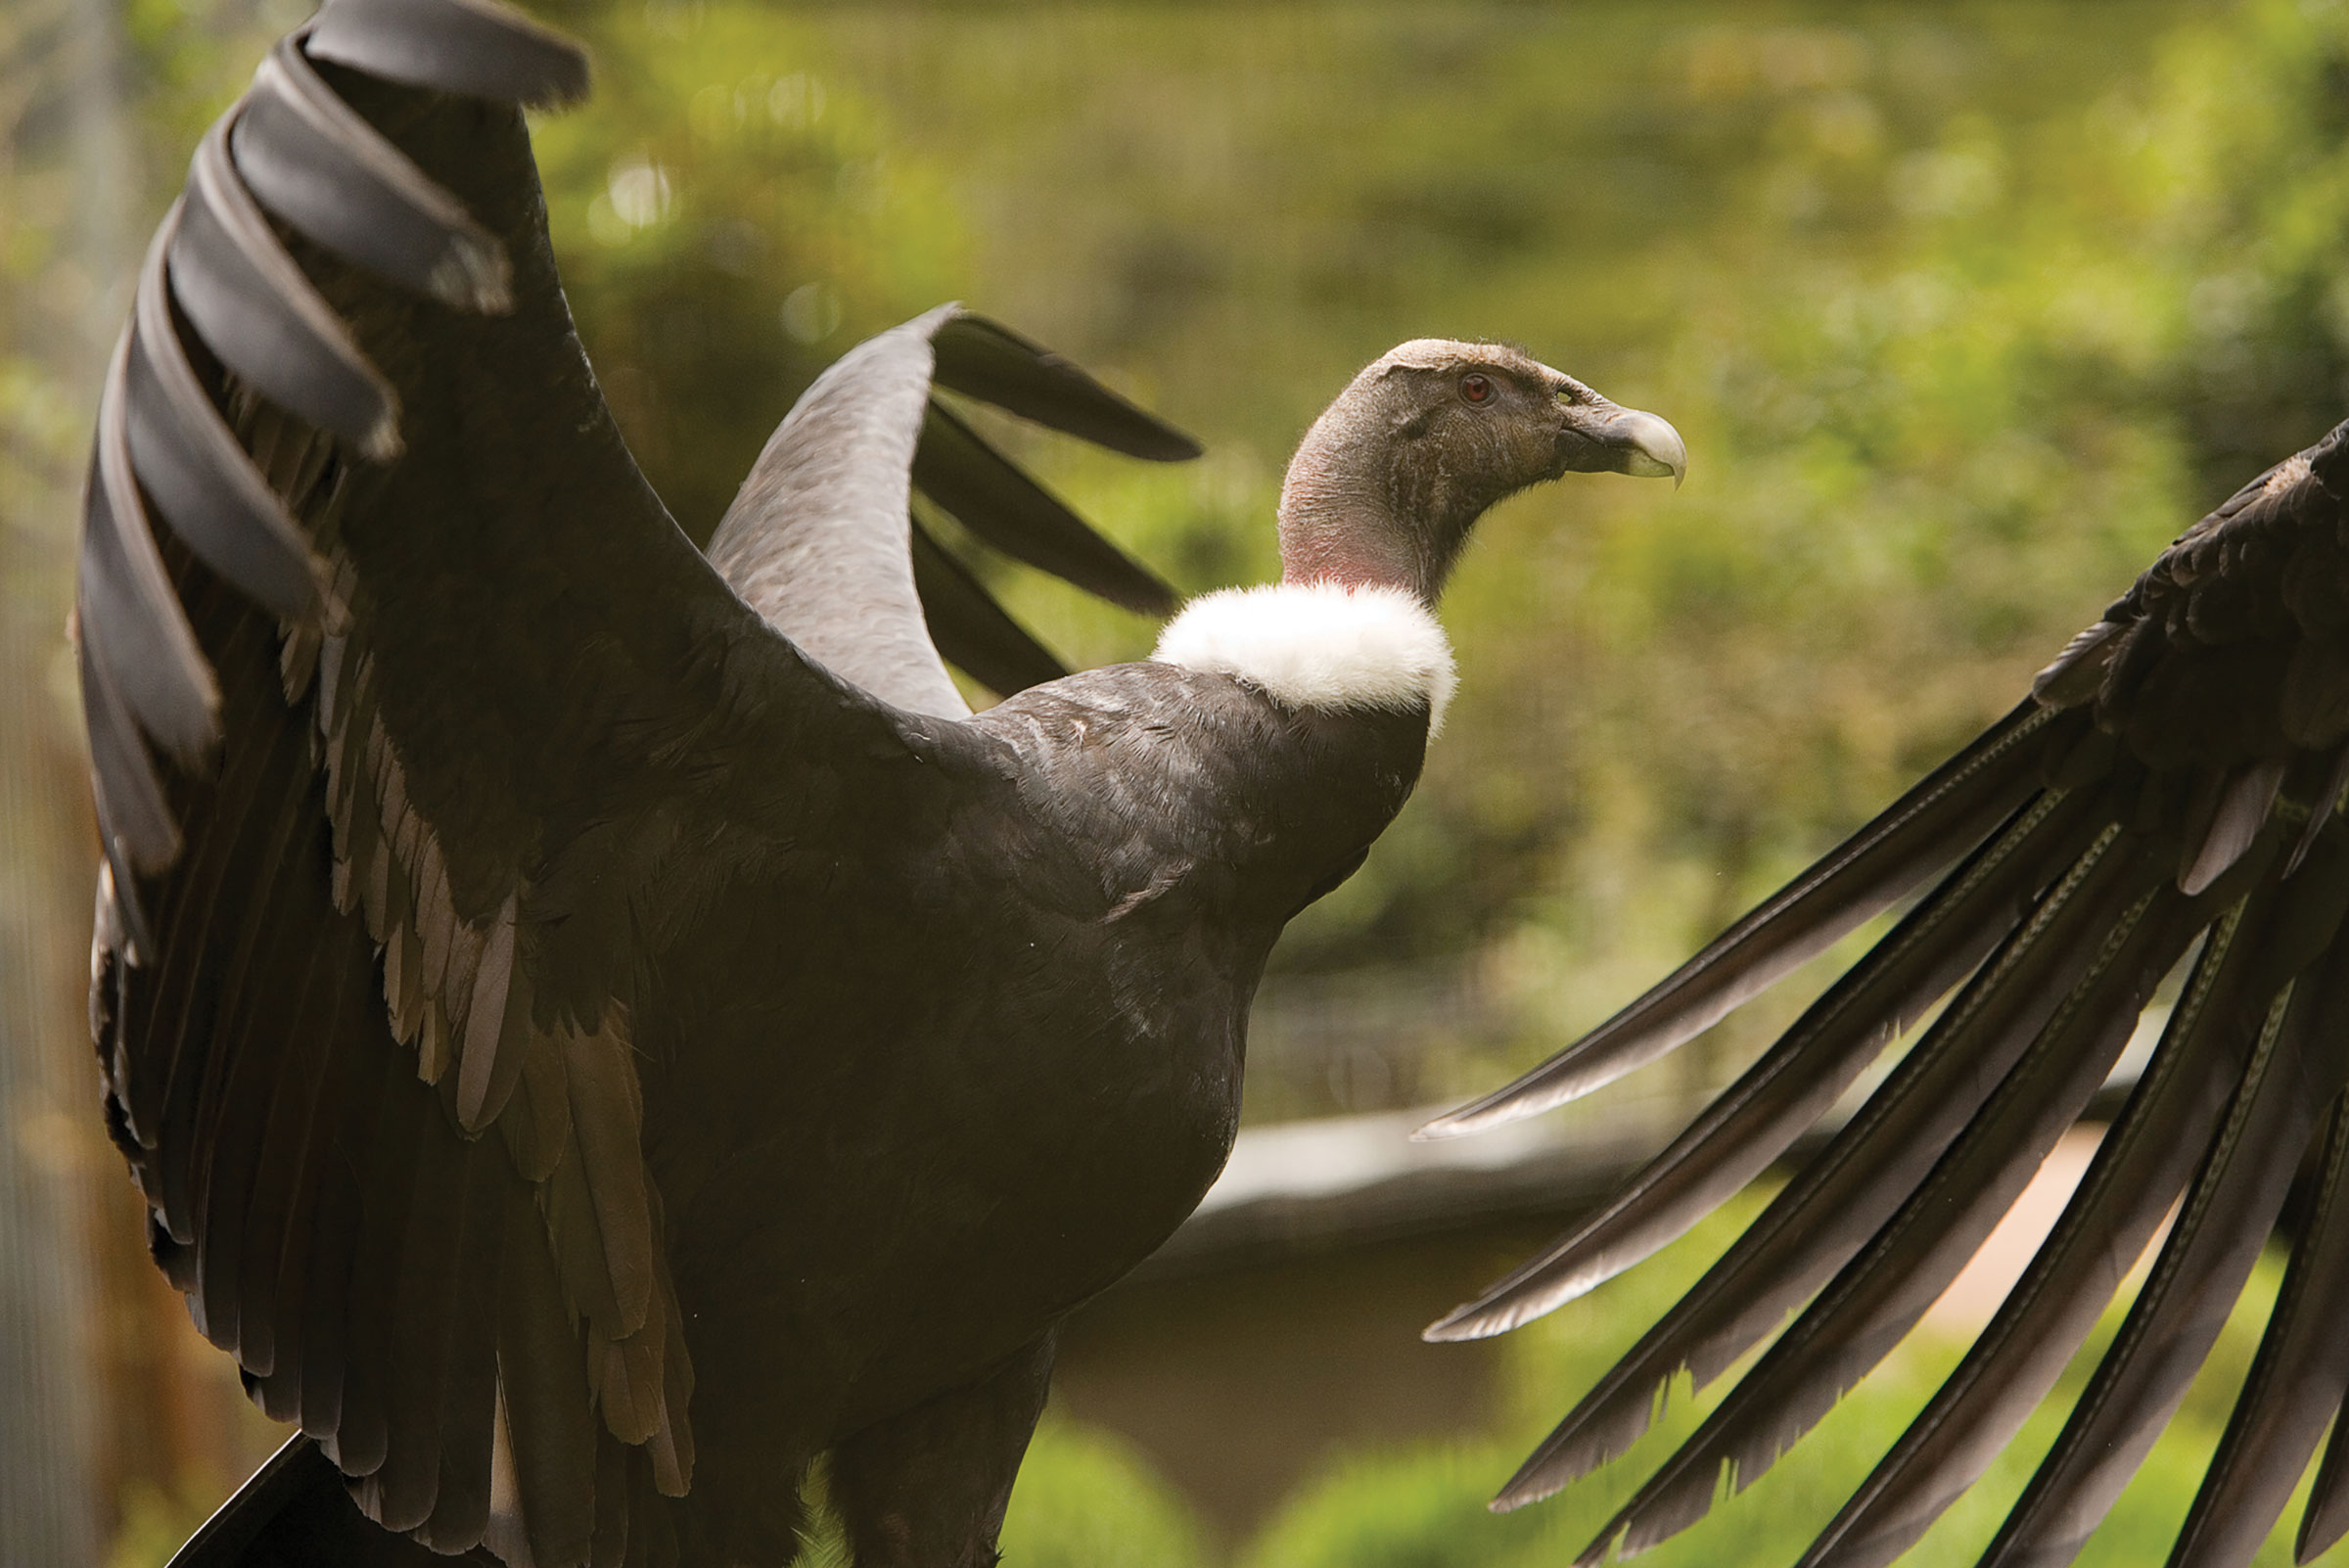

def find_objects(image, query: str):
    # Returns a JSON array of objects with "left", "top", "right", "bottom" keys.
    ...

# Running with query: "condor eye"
[{"left": 1460, "top": 373, "right": 1493, "bottom": 404}]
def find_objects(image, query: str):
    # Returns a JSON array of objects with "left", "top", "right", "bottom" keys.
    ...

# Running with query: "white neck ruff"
[{"left": 1153, "top": 580, "right": 1456, "bottom": 734}]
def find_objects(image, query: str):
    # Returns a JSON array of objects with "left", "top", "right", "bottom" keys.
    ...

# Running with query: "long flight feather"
[
  {"left": 170, "top": 115, "right": 399, "bottom": 457},
  {"left": 122, "top": 205, "right": 322, "bottom": 619},
  {"left": 1431, "top": 784, "right": 2096, "bottom": 1343},
  {"left": 235, "top": 34, "right": 511, "bottom": 312},
  {"left": 302, "top": 0, "right": 592, "bottom": 110},
  {"left": 1786, "top": 877, "right": 2289, "bottom": 1568},
  {"left": 333, "top": 1053, "right": 434, "bottom": 1480},
  {"left": 913, "top": 400, "right": 1177, "bottom": 615},
  {"left": 1980, "top": 932, "right": 2349, "bottom": 1568},
  {"left": 1497, "top": 816, "right": 2150, "bottom": 1507},
  {"left": 81, "top": 331, "right": 221, "bottom": 764},
  {"left": 246, "top": 941, "right": 366, "bottom": 1423},
  {"left": 161, "top": 714, "right": 316, "bottom": 1255},
  {"left": 294, "top": 1048, "right": 374, "bottom": 1444},
  {"left": 2298, "top": 1365, "right": 2349, "bottom": 1562},
  {"left": 2168, "top": 1089, "right": 2349, "bottom": 1568},
  {"left": 930, "top": 311, "right": 1202, "bottom": 462},
  {"left": 1579, "top": 847, "right": 2191, "bottom": 1562},
  {"left": 370, "top": 1103, "right": 474, "bottom": 1533},
  {"left": 77, "top": 618, "right": 172, "bottom": 952},
  {"left": 197, "top": 905, "right": 338, "bottom": 1375},
  {"left": 497, "top": 1194, "right": 601, "bottom": 1568},
  {"left": 1421, "top": 701, "right": 2075, "bottom": 1140},
  {"left": 909, "top": 512, "right": 1069, "bottom": 695},
  {"left": 417, "top": 1138, "right": 507, "bottom": 1553},
  {"left": 119, "top": 603, "right": 280, "bottom": 1155}
]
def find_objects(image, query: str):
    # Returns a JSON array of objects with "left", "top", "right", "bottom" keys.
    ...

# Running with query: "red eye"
[{"left": 1460, "top": 373, "right": 1493, "bottom": 404}]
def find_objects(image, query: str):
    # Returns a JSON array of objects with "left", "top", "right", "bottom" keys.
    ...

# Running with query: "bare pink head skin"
[{"left": 1277, "top": 339, "right": 1684, "bottom": 602}]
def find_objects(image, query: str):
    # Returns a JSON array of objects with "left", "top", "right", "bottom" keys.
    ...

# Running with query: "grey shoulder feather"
[{"left": 709, "top": 304, "right": 971, "bottom": 716}]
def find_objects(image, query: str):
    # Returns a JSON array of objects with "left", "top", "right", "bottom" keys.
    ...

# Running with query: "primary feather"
[{"left": 1440, "top": 406, "right": 2349, "bottom": 1561}]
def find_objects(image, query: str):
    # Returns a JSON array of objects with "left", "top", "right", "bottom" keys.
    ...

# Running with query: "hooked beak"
[{"left": 1556, "top": 394, "right": 1687, "bottom": 488}]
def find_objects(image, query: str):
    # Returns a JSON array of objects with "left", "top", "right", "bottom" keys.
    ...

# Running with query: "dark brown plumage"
[{"left": 77, "top": 6, "right": 1681, "bottom": 1566}]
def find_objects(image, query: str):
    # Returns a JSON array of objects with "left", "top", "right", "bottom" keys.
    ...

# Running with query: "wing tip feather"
[{"left": 306, "top": 0, "right": 592, "bottom": 111}]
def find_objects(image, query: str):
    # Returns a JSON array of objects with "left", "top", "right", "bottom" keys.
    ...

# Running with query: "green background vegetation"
[
  {"left": 1000, "top": 1200, "right": 2320, "bottom": 1567},
  {"left": 12, "top": 0, "right": 2349, "bottom": 1563}
]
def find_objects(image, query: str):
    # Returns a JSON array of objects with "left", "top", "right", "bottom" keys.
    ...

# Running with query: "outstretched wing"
[
  {"left": 1425, "top": 424, "right": 2349, "bottom": 1567},
  {"left": 707, "top": 303, "right": 1191, "bottom": 717},
  {"left": 80, "top": 4, "right": 984, "bottom": 1562}
]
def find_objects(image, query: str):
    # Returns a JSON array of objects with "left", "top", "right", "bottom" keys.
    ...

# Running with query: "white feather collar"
[{"left": 1152, "top": 580, "right": 1456, "bottom": 734}]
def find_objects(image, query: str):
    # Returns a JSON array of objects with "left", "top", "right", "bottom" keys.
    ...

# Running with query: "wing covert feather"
[
  {"left": 707, "top": 302, "right": 1193, "bottom": 708},
  {"left": 78, "top": 4, "right": 974, "bottom": 1561}
]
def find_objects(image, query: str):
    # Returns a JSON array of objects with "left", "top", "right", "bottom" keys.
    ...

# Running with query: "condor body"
[{"left": 79, "top": 5, "right": 1681, "bottom": 1565}]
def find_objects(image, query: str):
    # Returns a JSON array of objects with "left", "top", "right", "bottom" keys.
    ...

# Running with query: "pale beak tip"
[
  {"left": 1626, "top": 409, "right": 1688, "bottom": 488},
  {"left": 1589, "top": 405, "right": 1685, "bottom": 487}
]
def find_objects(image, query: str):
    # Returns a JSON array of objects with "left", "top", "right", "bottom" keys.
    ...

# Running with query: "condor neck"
[
  {"left": 1274, "top": 404, "right": 1442, "bottom": 599},
  {"left": 1275, "top": 492, "right": 1433, "bottom": 601}
]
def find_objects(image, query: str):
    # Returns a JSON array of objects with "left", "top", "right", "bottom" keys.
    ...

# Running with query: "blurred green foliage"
[
  {"left": 23, "top": 0, "right": 2349, "bottom": 1563},
  {"left": 527, "top": 3, "right": 972, "bottom": 537},
  {"left": 996, "top": 1421, "right": 1215, "bottom": 1568},
  {"left": 998, "top": 1200, "right": 2333, "bottom": 1567}
]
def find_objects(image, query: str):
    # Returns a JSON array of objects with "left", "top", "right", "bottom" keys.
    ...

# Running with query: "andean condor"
[{"left": 76, "top": 3, "right": 1684, "bottom": 1565}]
